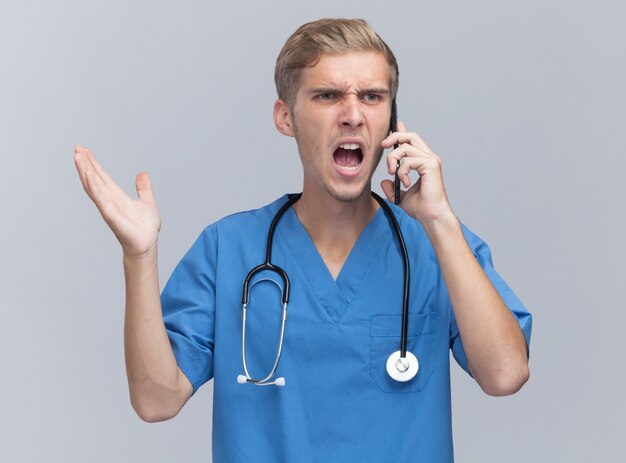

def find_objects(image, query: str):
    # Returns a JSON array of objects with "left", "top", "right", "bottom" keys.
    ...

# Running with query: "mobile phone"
[{"left": 390, "top": 99, "right": 400, "bottom": 205}]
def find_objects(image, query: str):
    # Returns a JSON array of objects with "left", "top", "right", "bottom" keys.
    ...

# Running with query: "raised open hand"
[{"left": 74, "top": 146, "right": 161, "bottom": 256}]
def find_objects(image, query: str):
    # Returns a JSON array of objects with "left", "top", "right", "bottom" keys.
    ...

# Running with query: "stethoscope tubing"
[
  {"left": 239, "top": 193, "right": 301, "bottom": 386},
  {"left": 241, "top": 193, "right": 302, "bottom": 307},
  {"left": 241, "top": 298, "right": 287, "bottom": 385},
  {"left": 239, "top": 191, "right": 413, "bottom": 385},
  {"left": 371, "top": 192, "right": 410, "bottom": 358}
]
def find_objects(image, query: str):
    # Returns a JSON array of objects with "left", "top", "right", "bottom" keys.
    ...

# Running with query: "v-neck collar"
[{"left": 277, "top": 202, "right": 389, "bottom": 323}]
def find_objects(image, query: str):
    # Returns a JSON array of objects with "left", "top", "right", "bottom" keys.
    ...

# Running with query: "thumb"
[
  {"left": 136, "top": 172, "right": 154, "bottom": 202},
  {"left": 380, "top": 179, "right": 395, "bottom": 202}
]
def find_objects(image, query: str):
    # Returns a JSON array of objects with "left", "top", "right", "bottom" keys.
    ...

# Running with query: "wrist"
[
  {"left": 123, "top": 242, "right": 158, "bottom": 265},
  {"left": 421, "top": 211, "right": 461, "bottom": 247}
]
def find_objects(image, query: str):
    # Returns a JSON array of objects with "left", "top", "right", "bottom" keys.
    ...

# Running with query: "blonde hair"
[{"left": 275, "top": 18, "right": 399, "bottom": 107}]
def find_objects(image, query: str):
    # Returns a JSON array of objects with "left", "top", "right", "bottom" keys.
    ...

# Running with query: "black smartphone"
[{"left": 390, "top": 99, "right": 400, "bottom": 205}]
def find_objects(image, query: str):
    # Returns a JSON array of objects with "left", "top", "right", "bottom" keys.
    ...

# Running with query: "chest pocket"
[{"left": 369, "top": 312, "right": 437, "bottom": 393}]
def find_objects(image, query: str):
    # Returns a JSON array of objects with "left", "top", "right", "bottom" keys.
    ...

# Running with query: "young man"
[{"left": 75, "top": 18, "right": 531, "bottom": 462}]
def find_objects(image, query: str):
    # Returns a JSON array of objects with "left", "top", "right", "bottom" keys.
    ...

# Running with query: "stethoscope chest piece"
[{"left": 386, "top": 350, "right": 419, "bottom": 382}]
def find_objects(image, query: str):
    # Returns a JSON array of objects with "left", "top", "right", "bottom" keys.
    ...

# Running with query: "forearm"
[
  {"left": 123, "top": 244, "right": 192, "bottom": 421},
  {"left": 423, "top": 214, "right": 529, "bottom": 396}
]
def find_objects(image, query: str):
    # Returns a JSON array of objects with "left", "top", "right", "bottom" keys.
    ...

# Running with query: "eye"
[
  {"left": 362, "top": 93, "right": 381, "bottom": 103},
  {"left": 316, "top": 92, "right": 337, "bottom": 101}
]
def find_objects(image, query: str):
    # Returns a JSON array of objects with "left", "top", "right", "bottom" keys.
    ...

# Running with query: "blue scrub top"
[{"left": 161, "top": 195, "right": 532, "bottom": 463}]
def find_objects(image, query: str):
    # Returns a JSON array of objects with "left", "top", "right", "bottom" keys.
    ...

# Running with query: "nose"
[{"left": 339, "top": 94, "right": 364, "bottom": 129}]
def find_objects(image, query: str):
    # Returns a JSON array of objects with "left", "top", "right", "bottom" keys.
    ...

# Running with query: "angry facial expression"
[{"left": 275, "top": 51, "right": 393, "bottom": 203}]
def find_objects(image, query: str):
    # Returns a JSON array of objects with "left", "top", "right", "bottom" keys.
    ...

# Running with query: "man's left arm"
[
  {"left": 423, "top": 214, "right": 529, "bottom": 395},
  {"left": 381, "top": 122, "right": 529, "bottom": 396}
]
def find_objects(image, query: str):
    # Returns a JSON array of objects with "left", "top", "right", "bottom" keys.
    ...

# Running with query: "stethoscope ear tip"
[
  {"left": 275, "top": 377, "right": 286, "bottom": 387},
  {"left": 237, "top": 375, "right": 248, "bottom": 384}
]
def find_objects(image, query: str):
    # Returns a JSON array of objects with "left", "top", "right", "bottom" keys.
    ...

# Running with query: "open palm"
[{"left": 74, "top": 146, "right": 161, "bottom": 256}]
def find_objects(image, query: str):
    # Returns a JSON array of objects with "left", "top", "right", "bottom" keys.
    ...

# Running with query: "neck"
[{"left": 292, "top": 182, "right": 379, "bottom": 279}]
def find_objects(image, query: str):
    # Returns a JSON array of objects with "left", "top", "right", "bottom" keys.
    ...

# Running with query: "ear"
[{"left": 273, "top": 99, "right": 295, "bottom": 137}]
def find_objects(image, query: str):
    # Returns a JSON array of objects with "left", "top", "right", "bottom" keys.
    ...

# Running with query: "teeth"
[{"left": 339, "top": 143, "right": 360, "bottom": 150}]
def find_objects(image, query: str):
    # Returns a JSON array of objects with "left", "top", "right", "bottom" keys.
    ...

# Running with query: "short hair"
[{"left": 275, "top": 18, "right": 399, "bottom": 107}]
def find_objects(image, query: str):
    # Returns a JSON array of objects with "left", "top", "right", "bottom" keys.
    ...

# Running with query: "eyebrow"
[{"left": 308, "top": 87, "right": 390, "bottom": 95}]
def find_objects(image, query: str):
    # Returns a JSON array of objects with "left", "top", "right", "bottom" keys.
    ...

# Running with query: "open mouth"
[{"left": 333, "top": 143, "right": 363, "bottom": 171}]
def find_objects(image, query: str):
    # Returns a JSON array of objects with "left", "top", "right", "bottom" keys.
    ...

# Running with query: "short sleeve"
[
  {"left": 450, "top": 225, "right": 533, "bottom": 374},
  {"left": 161, "top": 225, "right": 218, "bottom": 393}
]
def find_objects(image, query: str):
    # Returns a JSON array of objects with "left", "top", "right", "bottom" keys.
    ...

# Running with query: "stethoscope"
[{"left": 236, "top": 100, "right": 418, "bottom": 387}]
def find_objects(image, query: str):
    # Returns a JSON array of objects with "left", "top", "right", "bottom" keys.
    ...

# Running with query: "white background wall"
[{"left": 1, "top": 1, "right": 624, "bottom": 461}]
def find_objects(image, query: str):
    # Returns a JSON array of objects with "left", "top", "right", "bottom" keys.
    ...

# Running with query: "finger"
[
  {"left": 386, "top": 149, "right": 412, "bottom": 188},
  {"left": 74, "top": 146, "right": 97, "bottom": 177},
  {"left": 84, "top": 167, "right": 112, "bottom": 217},
  {"left": 74, "top": 146, "right": 108, "bottom": 191},
  {"left": 385, "top": 143, "right": 431, "bottom": 175},
  {"left": 81, "top": 147, "right": 115, "bottom": 185},
  {"left": 396, "top": 157, "right": 421, "bottom": 188},
  {"left": 135, "top": 172, "right": 155, "bottom": 202},
  {"left": 398, "top": 164, "right": 412, "bottom": 188},
  {"left": 74, "top": 151, "right": 97, "bottom": 195},
  {"left": 75, "top": 145, "right": 114, "bottom": 185},
  {"left": 408, "top": 131, "right": 434, "bottom": 154},
  {"left": 398, "top": 153, "right": 444, "bottom": 192},
  {"left": 88, "top": 168, "right": 127, "bottom": 227},
  {"left": 397, "top": 154, "right": 441, "bottom": 188},
  {"left": 380, "top": 179, "right": 404, "bottom": 204},
  {"left": 388, "top": 145, "right": 439, "bottom": 188},
  {"left": 74, "top": 151, "right": 88, "bottom": 188},
  {"left": 383, "top": 132, "right": 425, "bottom": 151},
  {"left": 382, "top": 121, "right": 410, "bottom": 148},
  {"left": 382, "top": 127, "right": 434, "bottom": 155}
]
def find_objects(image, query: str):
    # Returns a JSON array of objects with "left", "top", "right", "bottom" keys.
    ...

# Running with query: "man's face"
[{"left": 282, "top": 51, "right": 392, "bottom": 203}]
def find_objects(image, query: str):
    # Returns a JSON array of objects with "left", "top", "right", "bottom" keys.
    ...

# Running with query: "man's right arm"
[
  {"left": 123, "top": 245, "right": 193, "bottom": 422},
  {"left": 74, "top": 146, "right": 192, "bottom": 422}
]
